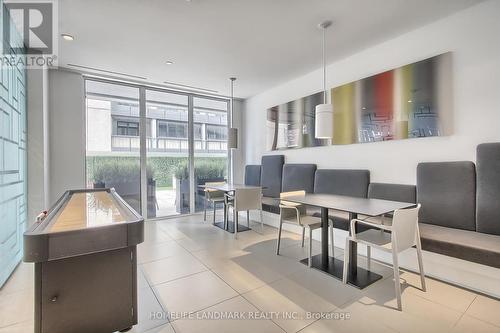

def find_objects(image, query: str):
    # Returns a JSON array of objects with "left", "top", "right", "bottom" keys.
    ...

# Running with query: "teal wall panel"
[{"left": 0, "top": 0, "right": 27, "bottom": 287}]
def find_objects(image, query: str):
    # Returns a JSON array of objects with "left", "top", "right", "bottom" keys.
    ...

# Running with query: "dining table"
[
  {"left": 200, "top": 183, "right": 263, "bottom": 234},
  {"left": 281, "top": 193, "right": 415, "bottom": 289}
]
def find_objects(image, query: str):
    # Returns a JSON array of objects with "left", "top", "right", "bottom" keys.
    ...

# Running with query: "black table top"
[{"left": 282, "top": 193, "right": 415, "bottom": 217}]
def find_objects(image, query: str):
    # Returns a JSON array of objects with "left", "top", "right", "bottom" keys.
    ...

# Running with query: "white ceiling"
[{"left": 58, "top": 0, "right": 482, "bottom": 98}]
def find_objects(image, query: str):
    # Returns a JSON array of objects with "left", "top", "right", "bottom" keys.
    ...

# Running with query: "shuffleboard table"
[{"left": 24, "top": 188, "right": 144, "bottom": 333}]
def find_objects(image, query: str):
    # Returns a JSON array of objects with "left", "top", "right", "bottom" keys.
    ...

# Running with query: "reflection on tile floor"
[{"left": 1, "top": 214, "right": 500, "bottom": 333}]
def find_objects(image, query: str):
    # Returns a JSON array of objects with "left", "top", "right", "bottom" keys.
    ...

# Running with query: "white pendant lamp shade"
[
  {"left": 315, "top": 103, "right": 333, "bottom": 139},
  {"left": 228, "top": 127, "right": 238, "bottom": 149},
  {"left": 228, "top": 77, "right": 238, "bottom": 149},
  {"left": 315, "top": 20, "right": 333, "bottom": 139}
]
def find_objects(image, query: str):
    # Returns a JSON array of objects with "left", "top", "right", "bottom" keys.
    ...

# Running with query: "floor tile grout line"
[
  {"left": 452, "top": 295, "right": 477, "bottom": 328},
  {"left": 238, "top": 292, "right": 288, "bottom": 333},
  {"left": 167, "top": 294, "right": 241, "bottom": 323},
  {"left": 138, "top": 248, "right": 196, "bottom": 266},
  {"left": 149, "top": 267, "right": 210, "bottom": 288},
  {"left": 461, "top": 297, "right": 500, "bottom": 329}
]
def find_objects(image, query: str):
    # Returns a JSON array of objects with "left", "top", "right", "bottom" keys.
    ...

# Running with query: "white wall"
[
  {"left": 27, "top": 67, "right": 49, "bottom": 224},
  {"left": 244, "top": 0, "right": 500, "bottom": 185},
  {"left": 48, "top": 69, "right": 86, "bottom": 204}
]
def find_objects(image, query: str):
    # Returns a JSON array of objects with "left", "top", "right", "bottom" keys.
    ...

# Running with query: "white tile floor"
[{"left": 1, "top": 214, "right": 500, "bottom": 333}]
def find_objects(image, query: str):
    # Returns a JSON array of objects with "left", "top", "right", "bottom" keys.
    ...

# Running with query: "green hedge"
[{"left": 86, "top": 156, "right": 227, "bottom": 187}]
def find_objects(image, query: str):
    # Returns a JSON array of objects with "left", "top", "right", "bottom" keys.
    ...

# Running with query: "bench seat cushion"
[{"left": 419, "top": 223, "right": 500, "bottom": 268}]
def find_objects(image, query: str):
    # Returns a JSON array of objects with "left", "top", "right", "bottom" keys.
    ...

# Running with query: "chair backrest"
[
  {"left": 205, "top": 181, "right": 226, "bottom": 189},
  {"left": 204, "top": 182, "right": 225, "bottom": 199},
  {"left": 280, "top": 190, "right": 306, "bottom": 198},
  {"left": 234, "top": 188, "right": 262, "bottom": 211},
  {"left": 279, "top": 191, "right": 306, "bottom": 219},
  {"left": 391, "top": 204, "right": 421, "bottom": 253},
  {"left": 280, "top": 190, "right": 305, "bottom": 206}
]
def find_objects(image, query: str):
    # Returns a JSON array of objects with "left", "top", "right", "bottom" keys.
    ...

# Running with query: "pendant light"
[
  {"left": 315, "top": 20, "right": 333, "bottom": 139},
  {"left": 228, "top": 77, "right": 238, "bottom": 184},
  {"left": 228, "top": 77, "right": 238, "bottom": 149}
]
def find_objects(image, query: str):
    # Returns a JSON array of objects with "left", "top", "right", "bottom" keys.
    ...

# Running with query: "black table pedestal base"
[
  {"left": 214, "top": 221, "right": 251, "bottom": 233},
  {"left": 300, "top": 254, "right": 383, "bottom": 289}
]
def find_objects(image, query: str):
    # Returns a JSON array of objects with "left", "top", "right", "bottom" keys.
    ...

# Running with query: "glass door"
[
  {"left": 85, "top": 80, "right": 142, "bottom": 214},
  {"left": 193, "top": 97, "right": 229, "bottom": 213},
  {"left": 145, "top": 90, "right": 190, "bottom": 218}
]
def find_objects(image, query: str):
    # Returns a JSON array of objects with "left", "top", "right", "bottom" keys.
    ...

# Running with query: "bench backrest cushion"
[
  {"left": 476, "top": 143, "right": 500, "bottom": 235},
  {"left": 244, "top": 165, "right": 261, "bottom": 186},
  {"left": 282, "top": 164, "right": 317, "bottom": 193},
  {"left": 314, "top": 169, "right": 370, "bottom": 198},
  {"left": 417, "top": 161, "right": 476, "bottom": 231},
  {"left": 261, "top": 155, "right": 285, "bottom": 197},
  {"left": 368, "top": 183, "right": 416, "bottom": 203}
]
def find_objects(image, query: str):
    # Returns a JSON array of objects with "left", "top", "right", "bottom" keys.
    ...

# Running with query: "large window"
[{"left": 85, "top": 79, "right": 229, "bottom": 219}]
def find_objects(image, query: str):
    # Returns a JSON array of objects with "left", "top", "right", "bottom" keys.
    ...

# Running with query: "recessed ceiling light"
[
  {"left": 61, "top": 34, "right": 74, "bottom": 41},
  {"left": 166, "top": 60, "right": 174, "bottom": 65},
  {"left": 408, "top": 100, "right": 413, "bottom": 103}
]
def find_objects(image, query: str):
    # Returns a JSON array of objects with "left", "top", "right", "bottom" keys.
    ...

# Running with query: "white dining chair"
[
  {"left": 203, "top": 182, "right": 226, "bottom": 224},
  {"left": 342, "top": 204, "right": 426, "bottom": 311},
  {"left": 225, "top": 187, "right": 263, "bottom": 238},
  {"left": 277, "top": 191, "right": 335, "bottom": 267}
]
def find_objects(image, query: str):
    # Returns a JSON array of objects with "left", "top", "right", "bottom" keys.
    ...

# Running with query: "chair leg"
[
  {"left": 301, "top": 227, "right": 305, "bottom": 248},
  {"left": 213, "top": 202, "right": 217, "bottom": 224},
  {"left": 204, "top": 197, "right": 207, "bottom": 221},
  {"left": 308, "top": 228, "right": 313, "bottom": 268},
  {"left": 416, "top": 234, "right": 427, "bottom": 292},
  {"left": 260, "top": 209, "right": 264, "bottom": 232},
  {"left": 367, "top": 245, "right": 371, "bottom": 271},
  {"left": 234, "top": 210, "right": 238, "bottom": 239},
  {"left": 329, "top": 222, "right": 334, "bottom": 257},
  {"left": 276, "top": 218, "right": 283, "bottom": 255},
  {"left": 247, "top": 210, "right": 250, "bottom": 227},
  {"left": 343, "top": 238, "right": 350, "bottom": 284},
  {"left": 223, "top": 204, "right": 227, "bottom": 229},
  {"left": 392, "top": 250, "right": 402, "bottom": 311}
]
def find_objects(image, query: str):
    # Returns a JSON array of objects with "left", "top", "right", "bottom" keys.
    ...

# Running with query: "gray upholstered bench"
[
  {"left": 417, "top": 159, "right": 500, "bottom": 268},
  {"left": 419, "top": 223, "right": 500, "bottom": 268}
]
